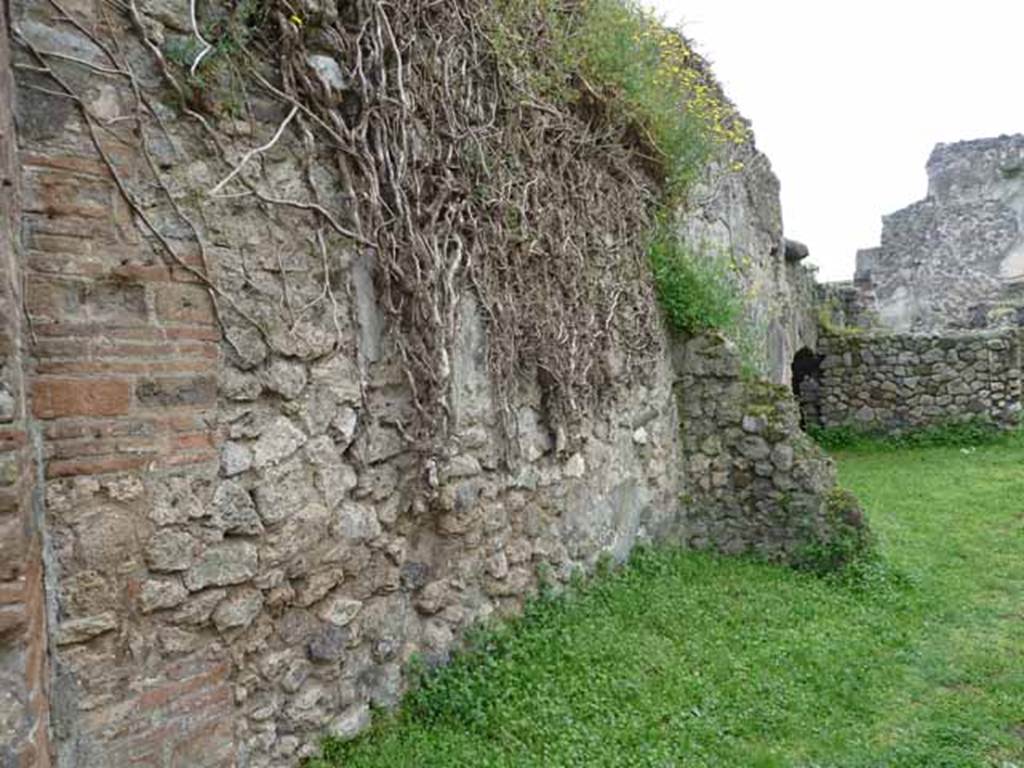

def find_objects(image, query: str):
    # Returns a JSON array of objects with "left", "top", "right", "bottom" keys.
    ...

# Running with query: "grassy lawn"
[{"left": 313, "top": 438, "right": 1024, "bottom": 767}]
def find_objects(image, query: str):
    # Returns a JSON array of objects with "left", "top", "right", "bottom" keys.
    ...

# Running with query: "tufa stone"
[
  {"left": 213, "top": 587, "right": 264, "bottom": 631},
  {"left": 184, "top": 540, "right": 259, "bottom": 591},
  {"left": 252, "top": 416, "right": 307, "bottom": 468}
]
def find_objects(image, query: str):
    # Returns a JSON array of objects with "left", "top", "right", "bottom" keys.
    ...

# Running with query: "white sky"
[{"left": 647, "top": 1, "right": 1024, "bottom": 281}]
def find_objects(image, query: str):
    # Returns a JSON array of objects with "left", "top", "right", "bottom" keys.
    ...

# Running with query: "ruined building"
[
  {"left": 793, "top": 136, "right": 1024, "bottom": 434},
  {"left": 852, "top": 134, "right": 1024, "bottom": 332}
]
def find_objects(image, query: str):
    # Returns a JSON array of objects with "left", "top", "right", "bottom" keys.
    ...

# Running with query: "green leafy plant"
[
  {"left": 794, "top": 487, "right": 874, "bottom": 575},
  {"left": 817, "top": 298, "right": 863, "bottom": 336},
  {"left": 488, "top": 0, "right": 746, "bottom": 201},
  {"left": 648, "top": 225, "right": 741, "bottom": 335}
]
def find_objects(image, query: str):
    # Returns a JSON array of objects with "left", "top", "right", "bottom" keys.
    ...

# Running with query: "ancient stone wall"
[
  {"left": 673, "top": 334, "right": 859, "bottom": 563},
  {"left": 853, "top": 135, "right": 1024, "bottom": 332},
  {"left": 679, "top": 145, "right": 821, "bottom": 383},
  {"left": 807, "top": 330, "right": 1023, "bottom": 432},
  {"left": 4, "top": 3, "right": 685, "bottom": 763},
  {"left": 1, "top": 2, "right": 856, "bottom": 765}
]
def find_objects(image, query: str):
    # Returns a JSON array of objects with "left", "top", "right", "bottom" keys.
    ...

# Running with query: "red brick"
[
  {"left": 0, "top": 603, "right": 26, "bottom": 638},
  {"left": 165, "top": 326, "right": 222, "bottom": 343},
  {"left": 36, "top": 360, "right": 212, "bottom": 376},
  {"left": 156, "top": 414, "right": 209, "bottom": 433},
  {"left": 137, "top": 663, "right": 229, "bottom": 710},
  {"left": 30, "top": 323, "right": 156, "bottom": 340},
  {"left": 27, "top": 250, "right": 106, "bottom": 279},
  {"left": 0, "top": 579, "right": 26, "bottom": 604},
  {"left": 33, "top": 337, "right": 218, "bottom": 362},
  {"left": 47, "top": 435, "right": 158, "bottom": 461},
  {"left": 46, "top": 454, "right": 151, "bottom": 478},
  {"left": 166, "top": 682, "right": 232, "bottom": 720},
  {"left": 24, "top": 277, "right": 147, "bottom": 323},
  {"left": 33, "top": 378, "right": 132, "bottom": 419},
  {"left": 109, "top": 263, "right": 172, "bottom": 282},
  {"left": 43, "top": 418, "right": 155, "bottom": 441},
  {"left": 161, "top": 450, "right": 217, "bottom": 469},
  {"left": 172, "top": 433, "right": 216, "bottom": 452},
  {"left": 21, "top": 212, "right": 121, "bottom": 244},
  {"left": 22, "top": 230, "right": 94, "bottom": 256},
  {"left": 22, "top": 173, "right": 113, "bottom": 220},
  {"left": 0, "top": 429, "right": 28, "bottom": 449},
  {"left": 20, "top": 152, "right": 108, "bottom": 177}
]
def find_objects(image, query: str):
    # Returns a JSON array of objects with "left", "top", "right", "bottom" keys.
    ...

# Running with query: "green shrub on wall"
[
  {"left": 488, "top": 0, "right": 754, "bottom": 344},
  {"left": 490, "top": 0, "right": 747, "bottom": 200},
  {"left": 648, "top": 225, "right": 741, "bottom": 335}
]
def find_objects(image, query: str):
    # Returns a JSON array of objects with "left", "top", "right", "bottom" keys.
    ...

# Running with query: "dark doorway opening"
[{"left": 792, "top": 347, "right": 824, "bottom": 429}]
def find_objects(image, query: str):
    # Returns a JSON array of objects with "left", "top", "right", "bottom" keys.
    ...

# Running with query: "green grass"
[
  {"left": 312, "top": 437, "right": 1024, "bottom": 767},
  {"left": 807, "top": 421, "right": 1017, "bottom": 453}
]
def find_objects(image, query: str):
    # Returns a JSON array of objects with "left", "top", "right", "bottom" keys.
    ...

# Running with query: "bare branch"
[{"left": 209, "top": 105, "right": 299, "bottom": 195}]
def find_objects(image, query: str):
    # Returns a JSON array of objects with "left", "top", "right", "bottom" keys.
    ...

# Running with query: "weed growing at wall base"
[
  {"left": 794, "top": 487, "right": 874, "bottom": 575},
  {"left": 807, "top": 418, "right": 1018, "bottom": 452}
]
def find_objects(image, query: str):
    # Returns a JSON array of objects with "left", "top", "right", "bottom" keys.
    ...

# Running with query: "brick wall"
[
  {"left": 0, "top": 2, "right": 50, "bottom": 764},
  {"left": 5, "top": 0, "right": 228, "bottom": 763}
]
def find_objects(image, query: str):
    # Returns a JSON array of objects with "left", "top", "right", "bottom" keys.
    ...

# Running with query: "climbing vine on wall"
[{"left": 16, "top": 0, "right": 748, "bottom": 461}]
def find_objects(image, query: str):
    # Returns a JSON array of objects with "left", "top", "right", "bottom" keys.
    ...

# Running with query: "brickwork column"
[
  {"left": 0, "top": 1, "right": 51, "bottom": 764},
  {"left": 6, "top": 0, "right": 228, "bottom": 761}
]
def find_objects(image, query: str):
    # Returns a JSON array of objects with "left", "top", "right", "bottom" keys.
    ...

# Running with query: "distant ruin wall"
[
  {"left": 805, "top": 330, "right": 1023, "bottom": 433},
  {"left": 854, "top": 135, "right": 1024, "bottom": 332}
]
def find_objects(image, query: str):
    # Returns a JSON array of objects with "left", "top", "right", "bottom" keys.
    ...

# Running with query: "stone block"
[
  {"left": 155, "top": 283, "right": 215, "bottom": 324},
  {"left": 184, "top": 541, "right": 258, "bottom": 591},
  {"left": 252, "top": 416, "right": 307, "bottom": 468}
]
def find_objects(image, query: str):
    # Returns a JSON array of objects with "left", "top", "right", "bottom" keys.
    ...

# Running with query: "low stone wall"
[
  {"left": 674, "top": 335, "right": 864, "bottom": 565},
  {"left": 810, "top": 330, "right": 1023, "bottom": 432}
]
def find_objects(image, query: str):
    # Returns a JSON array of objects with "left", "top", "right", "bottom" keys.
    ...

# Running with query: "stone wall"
[
  {"left": 806, "top": 330, "right": 1023, "bottom": 432},
  {"left": 679, "top": 143, "right": 820, "bottom": 384},
  {"left": 853, "top": 135, "right": 1024, "bottom": 332},
  {"left": 1, "top": 2, "right": 857, "bottom": 765},
  {"left": 4, "top": 3, "right": 685, "bottom": 763},
  {"left": 674, "top": 334, "right": 860, "bottom": 563}
]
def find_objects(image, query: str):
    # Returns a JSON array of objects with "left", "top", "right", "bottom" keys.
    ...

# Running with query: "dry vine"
[
  {"left": 240, "top": 0, "right": 665, "bottom": 447},
  {"left": 17, "top": 0, "right": 668, "bottom": 463}
]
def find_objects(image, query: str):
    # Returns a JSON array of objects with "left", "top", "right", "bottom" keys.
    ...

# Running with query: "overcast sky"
[{"left": 647, "top": 1, "right": 1024, "bottom": 281}]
